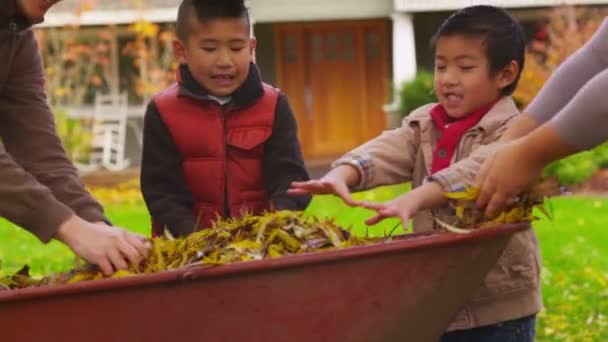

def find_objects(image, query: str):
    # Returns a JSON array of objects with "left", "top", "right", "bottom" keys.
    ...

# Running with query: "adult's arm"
[
  {"left": 0, "top": 30, "right": 106, "bottom": 242},
  {"left": 526, "top": 18, "right": 608, "bottom": 150}
]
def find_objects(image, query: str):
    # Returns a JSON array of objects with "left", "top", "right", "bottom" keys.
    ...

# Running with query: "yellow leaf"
[
  {"left": 111, "top": 270, "right": 135, "bottom": 278},
  {"left": 455, "top": 205, "right": 464, "bottom": 219},
  {"left": 535, "top": 203, "right": 553, "bottom": 221},
  {"left": 443, "top": 186, "right": 480, "bottom": 200}
]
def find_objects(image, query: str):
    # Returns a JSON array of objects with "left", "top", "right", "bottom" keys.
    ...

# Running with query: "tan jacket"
[
  {"left": 334, "top": 97, "right": 542, "bottom": 331},
  {"left": 0, "top": 1, "right": 107, "bottom": 242}
]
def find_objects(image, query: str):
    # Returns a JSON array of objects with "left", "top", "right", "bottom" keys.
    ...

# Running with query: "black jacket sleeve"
[
  {"left": 263, "top": 93, "right": 312, "bottom": 210},
  {"left": 140, "top": 102, "right": 197, "bottom": 236}
]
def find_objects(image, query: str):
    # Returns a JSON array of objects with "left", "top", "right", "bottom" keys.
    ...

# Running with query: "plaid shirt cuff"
[
  {"left": 331, "top": 153, "right": 374, "bottom": 191},
  {"left": 426, "top": 169, "right": 467, "bottom": 193}
]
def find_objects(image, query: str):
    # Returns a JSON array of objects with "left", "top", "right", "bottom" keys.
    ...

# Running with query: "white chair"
[{"left": 77, "top": 91, "right": 130, "bottom": 172}]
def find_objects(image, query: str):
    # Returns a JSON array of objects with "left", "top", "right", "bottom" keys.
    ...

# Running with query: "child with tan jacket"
[{"left": 289, "top": 6, "right": 540, "bottom": 341}]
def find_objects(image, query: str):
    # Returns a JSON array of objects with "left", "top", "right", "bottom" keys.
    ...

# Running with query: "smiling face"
[
  {"left": 16, "top": 0, "right": 61, "bottom": 23},
  {"left": 173, "top": 15, "right": 255, "bottom": 97},
  {"left": 433, "top": 34, "right": 516, "bottom": 119}
]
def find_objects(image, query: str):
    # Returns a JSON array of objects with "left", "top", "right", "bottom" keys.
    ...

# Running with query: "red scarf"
[{"left": 430, "top": 101, "right": 497, "bottom": 174}]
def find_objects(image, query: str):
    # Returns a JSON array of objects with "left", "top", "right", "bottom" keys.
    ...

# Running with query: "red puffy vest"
[{"left": 152, "top": 83, "right": 278, "bottom": 235}]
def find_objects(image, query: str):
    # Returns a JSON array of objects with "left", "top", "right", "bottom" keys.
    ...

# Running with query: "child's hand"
[
  {"left": 358, "top": 182, "right": 447, "bottom": 227},
  {"left": 358, "top": 193, "right": 420, "bottom": 227},
  {"left": 287, "top": 165, "right": 360, "bottom": 206},
  {"left": 288, "top": 177, "right": 356, "bottom": 206}
]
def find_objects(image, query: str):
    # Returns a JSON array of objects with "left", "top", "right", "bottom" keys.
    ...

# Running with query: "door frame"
[{"left": 274, "top": 19, "right": 390, "bottom": 160}]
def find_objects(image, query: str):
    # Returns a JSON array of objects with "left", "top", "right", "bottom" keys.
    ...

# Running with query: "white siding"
[
  {"left": 395, "top": 0, "right": 608, "bottom": 12},
  {"left": 250, "top": 0, "right": 393, "bottom": 23},
  {"left": 41, "top": 8, "right": 177, "bottom": 27},
  {"left": 42, "top": 0, "right": 393, "bottom": 27}
]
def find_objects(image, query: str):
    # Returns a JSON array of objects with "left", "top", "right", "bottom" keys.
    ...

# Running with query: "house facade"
[{"left": 42, "top": 0, "right": 604, "bottom": 166}]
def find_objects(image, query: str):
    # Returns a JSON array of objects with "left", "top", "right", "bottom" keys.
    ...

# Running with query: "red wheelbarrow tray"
[{"left": 0, "top": 223, "right": 529, "bottom": 342}]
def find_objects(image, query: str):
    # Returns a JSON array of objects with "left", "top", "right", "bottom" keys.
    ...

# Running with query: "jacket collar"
[
  {"left": 475, "top": 96, "right": 520, "bottom": 132},
  {"left": 411, "top": 96, "right": 519, "bottom": 135},
  {"left": 177, "top": 62, "right": 265, "bottom": 109}
]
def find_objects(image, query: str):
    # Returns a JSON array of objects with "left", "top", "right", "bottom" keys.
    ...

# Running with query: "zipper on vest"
[{"left": 222, "top": 105, "right": 230, "bottom": 217}]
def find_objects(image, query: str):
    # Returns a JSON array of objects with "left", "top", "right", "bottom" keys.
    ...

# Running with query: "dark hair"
[
  {"left": 176, "top": 0, "right": 250, "bottom": 41},
  {"left": 431, "top": 5, "right": 526, "bottom": 95}
]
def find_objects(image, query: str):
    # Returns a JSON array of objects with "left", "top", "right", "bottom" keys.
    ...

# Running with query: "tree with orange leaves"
[{"left": 514, "top": 5, "right": 608, "bottom": 107}]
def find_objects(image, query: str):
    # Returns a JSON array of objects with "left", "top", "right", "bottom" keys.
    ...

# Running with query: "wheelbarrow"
[{"left": 0, "top": 223, "right": 529, "bottom": 342}]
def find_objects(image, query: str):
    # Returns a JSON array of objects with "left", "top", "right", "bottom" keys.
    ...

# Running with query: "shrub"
[
  {"left": 397, "top": 69, "right": 436, "bottom": 118},
  {"left": 54, "top": 109, "right": 93, "bottom": 163},
  {"left": 544, "top": 143, "right": 608, "bottom": 186}
]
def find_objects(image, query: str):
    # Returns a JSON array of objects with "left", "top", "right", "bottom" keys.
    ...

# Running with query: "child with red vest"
[
  {"left": 289, "top": 6, "right": 540, "bottom": 341},
  {"left": 141, "top": 0, "right": 310, "bottom": 237}
]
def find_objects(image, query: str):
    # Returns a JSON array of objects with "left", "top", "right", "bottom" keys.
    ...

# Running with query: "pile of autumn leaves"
[
  {"left": 1, "top": 180, "right": 558, "bottom": 290},
  {"left": 1, "top": 211, "right": 374, "bottom": 290}
]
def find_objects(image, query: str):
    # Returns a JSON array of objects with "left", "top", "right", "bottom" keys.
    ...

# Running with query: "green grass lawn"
[{"left": 0, "top": 185, "right": 606, "bottom": 340}]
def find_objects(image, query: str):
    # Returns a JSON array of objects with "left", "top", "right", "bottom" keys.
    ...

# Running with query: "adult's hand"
[
  {"left": 475, "top": 123, "right": 577, "bottom": 215},
  {"left": 474, "top": 140, "right": 545, "bottom": 215},
  {"left": 55, "top": 215, "right": 151, "bottom": 276}
]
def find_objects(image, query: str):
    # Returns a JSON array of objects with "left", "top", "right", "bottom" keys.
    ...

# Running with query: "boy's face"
[
  {"left": 17, "top": 0, "right": 62, "bottom": 23},
  {"left": 433, "top": 35, "right": 516, "bottom": 119},
  {"left": 173, "top": 16, "right": 255, "bottom": 98}
]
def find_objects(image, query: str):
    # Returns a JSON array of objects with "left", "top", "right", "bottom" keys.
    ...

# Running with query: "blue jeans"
[{"left": 439, "top": 315, "right": 536, "bottom": 342}]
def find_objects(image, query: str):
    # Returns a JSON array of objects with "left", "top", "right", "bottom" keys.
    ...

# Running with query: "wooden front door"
[{"left": 275, "top": 20, "right": 389, "bottom": 160}]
